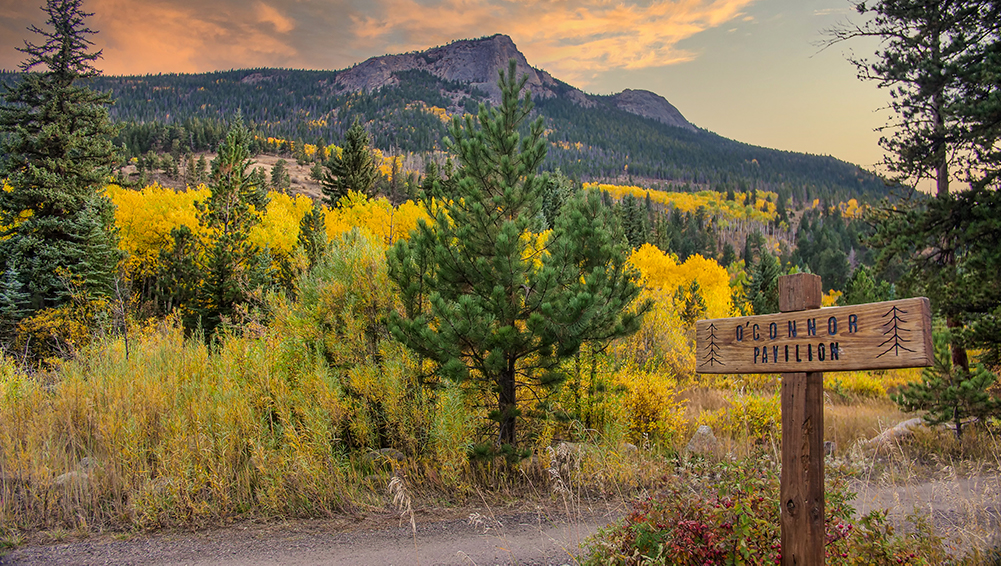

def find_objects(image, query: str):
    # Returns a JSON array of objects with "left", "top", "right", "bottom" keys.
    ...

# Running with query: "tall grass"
[{"left": 0, "top": 320, "right": 361, "bottom": 531}]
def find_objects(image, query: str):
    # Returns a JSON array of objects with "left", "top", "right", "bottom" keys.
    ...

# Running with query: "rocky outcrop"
[
  {"left": 335, "top": 34, "right": 695, "bottom": 119},
  {"left": 611, "top": 89, "right": 696, "bottom": 131},
  {"left": 335, "top": 34, "right": 568, "bottom": 103}
]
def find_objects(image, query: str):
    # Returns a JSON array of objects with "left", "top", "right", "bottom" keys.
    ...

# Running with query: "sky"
[{"left": 0, "top": 0, "right": 890, "bottom": 171}]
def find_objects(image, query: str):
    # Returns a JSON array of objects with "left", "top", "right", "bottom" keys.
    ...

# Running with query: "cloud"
[
  {"left": 341, "top": 0, "right": 758, "bottom": 84},
  {"left": 0, "top": 0, "right": 757, "bottom": 84}
]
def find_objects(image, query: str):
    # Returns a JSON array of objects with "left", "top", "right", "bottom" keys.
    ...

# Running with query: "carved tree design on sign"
[
  {"left": 703, "top": 323, "right": 723, "bottom": 367},
  {"left": 877, "top": 305, "right": 915, "bottom": 358}
]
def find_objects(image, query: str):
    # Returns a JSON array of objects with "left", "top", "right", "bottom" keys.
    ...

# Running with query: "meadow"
[{"left": 1, "top": 183, "right": 998, "bottom": 563}]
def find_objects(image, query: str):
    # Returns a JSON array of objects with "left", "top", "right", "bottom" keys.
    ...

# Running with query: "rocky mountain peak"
[
  {"left": 335, "top": 34, "right": 560, "bottom": 102},
  {"left": 611, "top": 89, "right": 696, "bottom": 132},
  {"left": 334, "top": 34, "right": 693, "bottom": 130}
]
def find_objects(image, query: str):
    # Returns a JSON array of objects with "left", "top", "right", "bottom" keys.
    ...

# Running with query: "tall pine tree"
[
  {"left": 320, "top": 119, "right": 379, "bottom": 204},
  {"left": 193, "top": 113, "right": 270, "bottom": 336},
  {"left": 0, "top": 0, "right": 120, "bottom": 315},
  {"left": 387, "top": 61, "right": 647, "bottom": 454}
]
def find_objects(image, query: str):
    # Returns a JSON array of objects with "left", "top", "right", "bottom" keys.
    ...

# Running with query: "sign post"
[{"left": 695, "top": 273, "right": 933, "bottom": 565}]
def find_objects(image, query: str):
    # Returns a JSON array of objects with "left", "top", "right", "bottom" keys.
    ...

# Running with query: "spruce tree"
[
  {"left": 0, "top": 259, "right": 30, "bottom": 345},
  {"left": 387, "top": 61, "right": 647, "bottom": 453},
  {"left": 194, "top": 113, "right": 270, "bottom": 336},
  {"left": 320, "top": 119, "right": 379, "bottom": 204},
  {"left": 0, "top": 0, "right": 120, "bottom": 314}
]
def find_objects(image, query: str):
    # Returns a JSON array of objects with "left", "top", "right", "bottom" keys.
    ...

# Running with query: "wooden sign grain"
[{"left": 695, "top": 297, "right": 933, "bottom": 374}]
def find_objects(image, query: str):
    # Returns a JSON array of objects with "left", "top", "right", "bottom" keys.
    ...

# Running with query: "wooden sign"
[
  {"left": 693, "top": 273, "right": 935, "bottom": 566},
  {"left": 695, "top": 297, "right": 933, "bottom": 374}
]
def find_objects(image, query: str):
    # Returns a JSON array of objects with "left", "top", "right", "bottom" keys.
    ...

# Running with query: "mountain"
[
  {"left": 609, "top": 89, "right": 694, "bottom": 131},
  {"left": 0, "top": 35, "right": 887, "bottom": 202},
  {"left": 336, "top": 34, "right": 692, "bottom": 130}
]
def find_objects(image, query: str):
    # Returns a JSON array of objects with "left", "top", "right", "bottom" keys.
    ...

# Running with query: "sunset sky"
[{"left": 0, "top": 0, "right": 889, "bottom": 171}]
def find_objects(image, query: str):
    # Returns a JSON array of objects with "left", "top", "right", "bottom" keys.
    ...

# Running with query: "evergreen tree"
[
  {"left": 620, "top": 193, "right": 646, "bottom": 249},
  {"left": 194, "top": 113, "right": 270, "bottom": 336},
  {"left": 193, "top": 155, "right": 208, "bottom": 185},
  {"left": 539, "top": 169, "right": 577, "bottom": 230},
  {"left": 0, "top": 0, "right": 120, "bottom": 314},
  {"left": 155, "top": 225, "right": 200, "bottom": 316},
  {"left": 0, "top": 259, "right": 30, "bottom": 345},
  {"left": 320, "top": 119, "right": 379, "bottom": 204},
  {"left": 387, "top": 61, "right": 647, "bottom": 453},
  {"left": 873, "top": 186, "right": 1001, "bottom": 368},
  {"left": 271, "top": 158, "right": 291, "bottom": 193},
  {"left": 720, "top": 242, "right": 737, "bottom": 267},
  {"left": 840, "top": 264, "right": 894, "bottom": 306},
  {"left": 893, "top": 330, "right": 1001, "bottom": 439},
  {"left": 676, "top": 280, "right": 707, "bottom": 326},
  {"left": 834, "top": 1, "right": 1001, "bottom": 374},
  {"left": 298, "top": 200, "right": 327, "bottom": 271},
  {"left": 748, "top": 251, "right": 781, "bottom": 315},
  {"left": 827, "top": 0, "right": 992, "bottom": 193}
]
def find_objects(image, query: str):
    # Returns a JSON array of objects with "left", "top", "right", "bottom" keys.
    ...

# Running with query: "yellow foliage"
[
  {"left": 249, "top": 192, "right": 315, "bottom": 255},
  {"left": 111, "top": 183, "right": 430, "bottom": 281},
  {"left": 841, "top": 198, "right": 862, "bottom": 218},
  {"left": 609, "top": 245, "right": 735, "bottom": 378},
  {"left": 585, "top": 183, "right": 777, "bottom": 224},
  {"left": 323, "top": 191, "right": 429, "bottom": 246},
  {"left": 697, "top": 392, "right": 781, "bottom": 440},
  {"left": 15, "top": 295, "right": 111, "bottom": 364},
  {"left": 109, "top": 183, "right": 207, "bottom": 278},
  {"left": 825, "top": 371, "right": 887, "bottom": 399},
  {"left": 823, "top": 289, "right": 842, "bottom": 307},
  {"left": 615, "top": 366, "right": 686, "bottom": 445},
  {"left": 628, "top": 244, "right": 733, "bottom": 319}
]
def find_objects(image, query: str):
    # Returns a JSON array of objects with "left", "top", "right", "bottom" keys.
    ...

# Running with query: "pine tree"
[
  {"left": 387, "top": 61, "right": 647, "bottom": 454},
  {"left": 193, "top": 113, "right": 270, "bottom": 336},
  {"left": 0, "top": 0, "right": 120, "bottom": 314},
  {"left": 840, "top": 264, "right": 894, "bottom": 306},
  {"left": 298, "top": 201, "right": 327, "bottom": 271},
  {"left": 320, "top": 119, "right": 379, "bottom": 204},
  {"left": 893, "top": 330, "right": 1001, "bottom": 439},
  {"left": 748, "top": 251, "right": 781, "bottom": 315},
  {"left": 830, "top": 0, "right": 1001, "bottom": 375},
  {"left": 270, "top": 159, "right": 292, "bottom": 193}
]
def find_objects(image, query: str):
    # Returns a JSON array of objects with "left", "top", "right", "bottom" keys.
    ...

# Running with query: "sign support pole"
[{"left": 778, "top": 273, "right": 825, "bottom": 565}]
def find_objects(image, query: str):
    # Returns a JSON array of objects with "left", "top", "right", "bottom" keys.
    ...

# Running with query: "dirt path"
[
  {"left": 850, "top": 474, "right": 1001, "bottom": 553},
  {"left": 0, "top": 505, "right": 619, "bottom": 566},
  {"left": 4, "top": 474, "right": 998, "bottom": 565}
]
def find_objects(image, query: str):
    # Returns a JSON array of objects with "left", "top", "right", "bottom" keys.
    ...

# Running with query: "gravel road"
[{"left": 0, "top": 506, "right": 619, "bottom": 566}]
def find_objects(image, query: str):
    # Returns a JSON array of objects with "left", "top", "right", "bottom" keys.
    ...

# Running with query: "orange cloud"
[
  {"left": 345, "top": 0, "right": 757, "bottom": 85},
  {"left": 88, "top": 0, "right": 301, "bottom": 74},
  {"left": 0, "top": 0, "right": 756, "bottom": 82},
  {"left": 255, "top": 2, "right": 295, "bottom": 34}
]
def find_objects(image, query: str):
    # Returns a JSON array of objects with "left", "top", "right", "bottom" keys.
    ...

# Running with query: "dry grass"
[{"left": 825, "top": 398, "right": 910, "bottom": 454}]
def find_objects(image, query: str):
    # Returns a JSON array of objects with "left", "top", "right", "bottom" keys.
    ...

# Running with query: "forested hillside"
[{"left": 0, "top": 63, "right": 891, "bottom": 204}]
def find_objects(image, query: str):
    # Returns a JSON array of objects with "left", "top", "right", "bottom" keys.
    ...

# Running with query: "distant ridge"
[
  {"left": 8, "top": 33, "right": 889, "bottom": 201},
  {"left": 335, "top": 34, "right": 695, "bottom": 132}
]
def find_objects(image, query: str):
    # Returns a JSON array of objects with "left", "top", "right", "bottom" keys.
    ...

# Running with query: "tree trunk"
[{"left": 498, "top": 358, "right": 517, "bottom": 446}]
